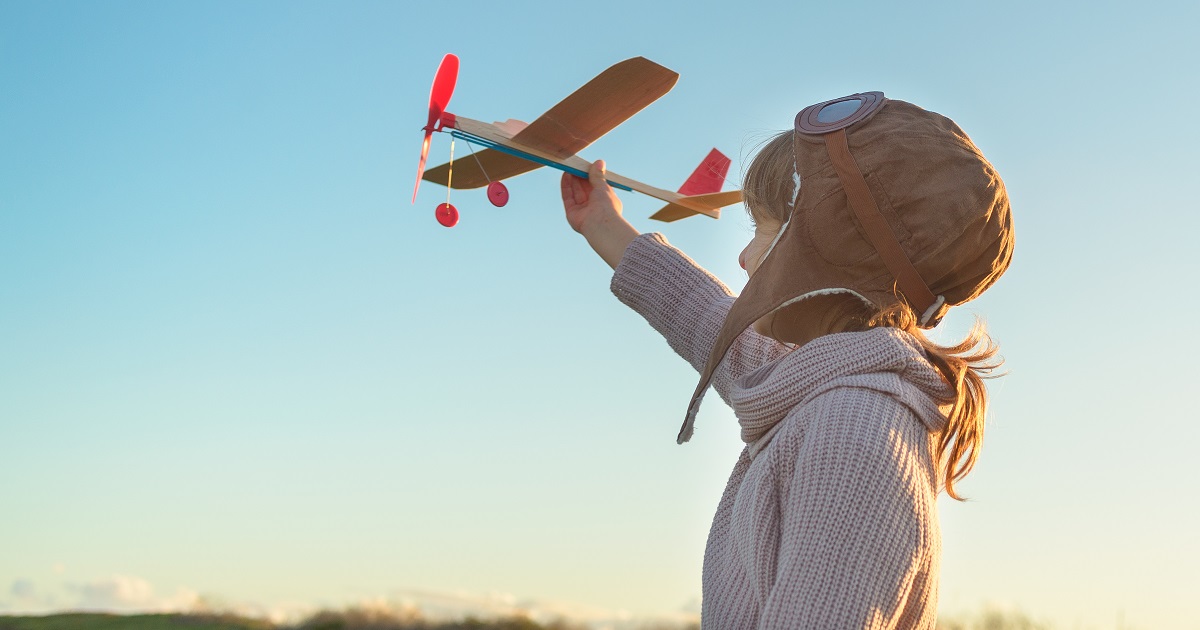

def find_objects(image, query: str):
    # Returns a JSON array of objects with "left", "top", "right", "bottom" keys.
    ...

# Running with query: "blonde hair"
[{"left": 744, "top": 131, "right": 1002, "bottom": 500}]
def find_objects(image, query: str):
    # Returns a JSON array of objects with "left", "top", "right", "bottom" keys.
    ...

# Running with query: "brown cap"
[{"left": 677, "top": 93, "right": 1013, "bottom": 443}]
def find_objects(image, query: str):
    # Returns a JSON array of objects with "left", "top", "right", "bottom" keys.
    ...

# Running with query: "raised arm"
[
  {"left": 609, "top": 234, "right": 791, "bottom": 406},
  {"left": 561, "top": 160, "right": 791, "bottom": 405}
]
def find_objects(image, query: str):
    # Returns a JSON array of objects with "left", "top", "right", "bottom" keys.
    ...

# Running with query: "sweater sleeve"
[
  {"left": 610, "top": 232, "right": 793, "bottom": 406},
  {"left": 758, "top": 387, "right": 940, "bottom": 630}
]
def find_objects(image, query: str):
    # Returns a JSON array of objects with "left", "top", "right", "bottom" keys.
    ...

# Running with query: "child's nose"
[{"left": 738, "top": 250, "right": 747, "bottom": 270}]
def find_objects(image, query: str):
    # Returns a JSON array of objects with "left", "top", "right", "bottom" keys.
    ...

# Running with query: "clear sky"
[{"left": 2, "top": 1, "right": 1197, "bottom": 628}]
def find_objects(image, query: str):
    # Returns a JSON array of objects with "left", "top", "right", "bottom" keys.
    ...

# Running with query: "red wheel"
[
  {"left": 487, "top": 181, "right": 509, "bottom": 207},
  {"left": 435, "top": 202, "right": 459, "bottom": 227}
]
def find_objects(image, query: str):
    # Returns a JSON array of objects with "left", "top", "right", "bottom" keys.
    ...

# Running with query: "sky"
[{"left": 1, "top": 1, "right": 1198, "bottom": 628}]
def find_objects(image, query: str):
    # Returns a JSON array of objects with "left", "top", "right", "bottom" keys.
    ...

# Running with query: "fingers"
[
  {"left": 562, "top": 161, "right": 610, "bottom": 208},
  {"left": 560, "top": 170, "right": 588, "bottom": 205},
  {"left": 588, "top": 159, "right": 608, "bottom": 190}
]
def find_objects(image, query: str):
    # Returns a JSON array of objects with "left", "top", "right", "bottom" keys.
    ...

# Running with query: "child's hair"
[{"left": 744, "top": 131, "right": 1002, "bottom": 501}]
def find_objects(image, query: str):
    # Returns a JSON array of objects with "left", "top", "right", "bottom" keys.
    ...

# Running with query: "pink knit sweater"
[{"left": 611, "top": 233, "right": 952, "bottom": 629}]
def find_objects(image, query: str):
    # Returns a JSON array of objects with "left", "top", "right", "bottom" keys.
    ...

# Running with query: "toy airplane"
[{"left": 412, "top": 54, "right": 742, "bottom": 227}]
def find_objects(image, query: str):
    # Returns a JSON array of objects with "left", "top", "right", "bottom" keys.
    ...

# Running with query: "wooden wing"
[
  {"left": 509, "top": 57, "right": 678, "bottom": 159},
  {"left": 423, "top": 148, "right": 540, "bottom": 189}
]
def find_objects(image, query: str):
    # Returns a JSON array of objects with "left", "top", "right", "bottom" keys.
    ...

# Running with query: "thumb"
[{"left": 588, "top": 159, "right": 608, "bottom": 189}]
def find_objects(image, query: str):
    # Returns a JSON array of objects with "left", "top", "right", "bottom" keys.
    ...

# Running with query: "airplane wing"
[
  {"left": 422, "top": 147, "right": 541, "bottom": 189},
  {"left": 509, "top": 57, "right": 679, "bottom": 159}
]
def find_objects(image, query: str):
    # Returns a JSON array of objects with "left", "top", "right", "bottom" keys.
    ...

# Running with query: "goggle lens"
[{"left": 795, "top": 92, "right": 886, "bottom": 134}]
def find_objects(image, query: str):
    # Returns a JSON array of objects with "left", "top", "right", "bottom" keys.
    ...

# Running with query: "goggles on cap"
[{"left": 792, "top": 92, "right": 946, "bottom": 326}]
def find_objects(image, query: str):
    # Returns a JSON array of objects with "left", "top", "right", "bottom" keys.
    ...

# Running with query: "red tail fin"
[{"left": 677, "top": 148, "right": 731, "bottom": 196}]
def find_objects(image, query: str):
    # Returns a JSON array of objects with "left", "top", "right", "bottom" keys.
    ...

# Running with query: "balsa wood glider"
[{"left": 412, "top": 54, "right": 743, "bottom": 227}]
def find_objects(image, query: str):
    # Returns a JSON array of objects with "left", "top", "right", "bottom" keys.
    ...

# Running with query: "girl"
[{"left": 560, "top": 93, "right": 1013, "bottom": 629}]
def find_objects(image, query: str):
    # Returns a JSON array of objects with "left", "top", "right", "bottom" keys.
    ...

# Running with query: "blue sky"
[{"left": 2, "top": 1, "right": 1198, "bottom": 628}]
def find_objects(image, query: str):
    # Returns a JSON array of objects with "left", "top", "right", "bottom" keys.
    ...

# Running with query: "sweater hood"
[{"left": 730, "top": 327, "right": 952, "bottom": 457}]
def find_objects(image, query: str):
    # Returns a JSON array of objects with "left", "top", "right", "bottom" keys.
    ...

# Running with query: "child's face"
[{"left": 739, "top": 215, "right": 784, "bottom": 278}]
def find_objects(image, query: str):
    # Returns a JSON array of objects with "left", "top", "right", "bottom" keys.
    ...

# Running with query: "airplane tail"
[{"left": 649, "top": 148, "right": 742, "bottom": 222}]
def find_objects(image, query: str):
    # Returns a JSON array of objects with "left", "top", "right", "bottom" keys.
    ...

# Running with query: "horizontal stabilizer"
[
  {"left": 649, "top": 149, "right": 740, "bottom": 221},
  {"left": 650, "top": 190, "right": 742, "bottom": 222}
]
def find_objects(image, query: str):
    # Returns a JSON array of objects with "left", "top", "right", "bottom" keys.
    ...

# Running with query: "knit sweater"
[{"left": 610, "top": 233, "right": 952, "bottom": 630}]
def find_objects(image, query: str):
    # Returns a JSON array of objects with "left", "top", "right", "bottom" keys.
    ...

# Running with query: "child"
[{"left": 560, "top": 92, "right": 1013, "bottom": 629}]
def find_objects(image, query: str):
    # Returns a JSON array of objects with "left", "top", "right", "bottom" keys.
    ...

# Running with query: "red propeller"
[{"left": 412, "top": 53, "right": 459, "bottom": 204}]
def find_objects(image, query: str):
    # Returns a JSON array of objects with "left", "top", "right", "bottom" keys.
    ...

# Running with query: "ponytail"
[{"left": 867, "top": 303, "right": 1001, "bottom": 501}]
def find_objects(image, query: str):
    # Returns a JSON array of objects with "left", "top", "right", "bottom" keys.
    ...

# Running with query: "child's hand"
[
  {"left": 561, "top": 160, "right": 623, "bottom": 234},
  {"left": 560, "top": 159, "right": 638, "bottom": 270}
]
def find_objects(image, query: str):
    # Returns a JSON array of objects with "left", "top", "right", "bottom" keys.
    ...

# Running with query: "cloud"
[
  {"left": 66, "top": 575, "right": 199, "bottom": 613},
  {"left": 0, "top": 575, "right": 196, "bottom": 617},
  {"left": 0, "top": 579, "right": 59, "bottom": 614},
  {"left": 10, "top": 580, "right": 36, "bottom": 600}
]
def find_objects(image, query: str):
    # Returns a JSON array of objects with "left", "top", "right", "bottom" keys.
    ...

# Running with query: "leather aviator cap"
[{"left": 676, "top": 93, "right": 1014, "bottom": 444}]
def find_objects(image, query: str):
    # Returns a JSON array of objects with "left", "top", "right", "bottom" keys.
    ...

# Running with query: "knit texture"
[{"left": 611, "top": 233, "right": 952, "bottom": 629}]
